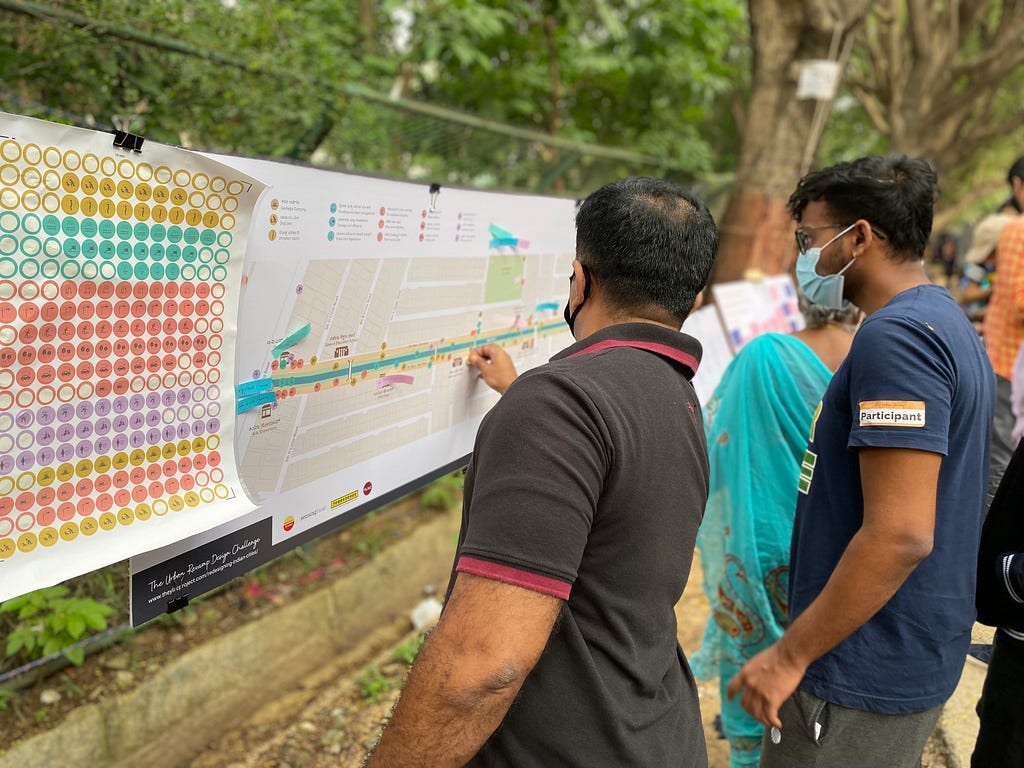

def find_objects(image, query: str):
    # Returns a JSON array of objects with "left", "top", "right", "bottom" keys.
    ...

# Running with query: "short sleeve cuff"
[
  {"left": 848, "top": 432, "right": 948, "bottom": 456},
  {"left": 456, "top": 555, "right": 571, "bottom": 600}
]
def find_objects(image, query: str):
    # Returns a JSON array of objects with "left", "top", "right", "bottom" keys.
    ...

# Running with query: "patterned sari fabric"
[{"left": 691, "top": 333, "right": 833, "bottom": 768}]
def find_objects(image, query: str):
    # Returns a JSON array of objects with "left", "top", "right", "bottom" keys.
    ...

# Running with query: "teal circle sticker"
[
  {"left": 149, "top": 262, "right": 165, "bottom": 280},
  {"left": 182, "top": 245, "right": 198, "bottom": 263},
  {"left": 20, "top": 235, "right": 41, "bottom": 257},
  {"left": 166, "top": 244, "right": 181, "bottom": 262},
  {"left": 199, "top": 229, "right": 216, "bottom": 246},
  {"left": 80, "top": 218, "right": 98, "bottom": 238},
  {"left": 0, "top": 212, "right": 18, "bottom": 233},
  {"left": 81, "top": 239, "right": 98, "bottom": 259},
  {"left": 165, "top": 263, "right": 180, "bottom": 280},
  {"left": 183, "top": 227, "right": 199, "bottom": 245},
  {"left": 167, "top": 225, "right": 183, "bottom": 243},
  {"left": 62, "top": 239, "right": 80, "bottom": 258},
  {"left": 99, "top": 240, "right": 115, "bottom": 260},
  {"left": 98, "top": 220, "right": 115, "bottom": 239},
  {"left": 150, "top": 243, "right": 165, "bottom": 261},
  {"left": 61, "top": 217, "right": 79, "bottom": 237},
  {"left": 19, "top": 258, "right": 40, "bottom": 279},
  {"left": 116, "top": 262, "right": 133, "bottom": 280},
  {"left": 150, "top": 223, "right": 166, "bottom": 242},
  {"left": 212, "top": 265, "right": 228, "bottom": 281},
  {"left": 133, "top": 262, "right": 148, "bottom": 280},
  {"left": 42, "top": 237, "right": 61, "bottom": 258},
  {"left": 42, "top": 215, "right": 61, "bottom": 236},
  {"left": 21, "top": 213, "right": 41, "bottom": 235},
  {"left": 116, "top": 221, "right": 133, "bottom": 240},
  {"left": 133, "top": 242, "right": 149, "bottom": 260},
  {"left": 116, "top": 242, "right": 132, "bottom": 260},
  {"left": 133, "top": 222, "right": 150, "bottom": 241}
]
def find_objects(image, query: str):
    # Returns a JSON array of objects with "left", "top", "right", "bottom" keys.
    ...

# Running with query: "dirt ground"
[
  {"left": 1, "top": 507, "right": 950, "bottom": 767},
  {"left": 176, "top": 553, "right": 950, "bottom": 768}
]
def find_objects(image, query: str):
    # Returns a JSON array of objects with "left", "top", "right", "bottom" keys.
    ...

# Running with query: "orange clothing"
[{"left": 984, "top": 218, "right": 1024, "bottom": 378}]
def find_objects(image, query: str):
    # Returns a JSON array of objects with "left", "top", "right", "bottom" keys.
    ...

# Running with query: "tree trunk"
[{"left": 711, "top": 0, "right": 868, "bottom": 285}]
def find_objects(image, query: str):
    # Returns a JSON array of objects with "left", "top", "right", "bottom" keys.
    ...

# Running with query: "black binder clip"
[
  {"left": 113, "top": 130, "right": 145, "bottom": 153},
  {"left": 166, "top": 594, "right": 190, "bottom": 614},
  {"left": 429, "top": 183, "right": 441, "bottom": 213}
]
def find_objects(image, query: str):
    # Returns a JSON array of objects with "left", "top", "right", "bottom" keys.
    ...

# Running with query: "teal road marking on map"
[
  {"left": 236, "top": 377, "right": 273, "bottom": 397},
  {"left": 272, "top": 322, "right": 311, "bottom": 358},
  {"left": 269, "top": 318, "right": 567, "bottom": 391},
  {"left": 237, "top": 391, "right": 278, "bottom": 413}
]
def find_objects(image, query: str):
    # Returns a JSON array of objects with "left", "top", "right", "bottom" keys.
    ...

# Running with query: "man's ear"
[{"left": 689, "top": 291, "right": 705, "bottom": 315}]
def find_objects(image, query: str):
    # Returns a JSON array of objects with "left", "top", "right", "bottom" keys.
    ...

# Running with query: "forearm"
[
  {"left": 366, "top": 633, "right": 522, "bottom": 767},
  {"left": 779, "top": 528, "right": 927, "bottom": 667}
]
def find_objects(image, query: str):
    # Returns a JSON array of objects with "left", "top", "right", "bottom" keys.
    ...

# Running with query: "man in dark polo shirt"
[{"left": 367, "top": 177, "right": 718, "bottom": 767}]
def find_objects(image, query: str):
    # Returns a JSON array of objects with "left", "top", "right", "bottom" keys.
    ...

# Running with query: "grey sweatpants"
[{"left": 759, "top": 689, "right": 942, "bottom": 768}]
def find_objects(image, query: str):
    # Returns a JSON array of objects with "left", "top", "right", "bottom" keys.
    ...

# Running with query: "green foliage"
[
  {"left": 1, "top": 586, "right": 114, "bottom": 667},
  {"left": 355, "top": 664, "right": 396, "bottom": 703},
  {"left": 391, "top": 633, "right": 426, "bottom": 665},
  {"left": 0, "top": 1, "right": 747, "bottom": 193},
  {"left": 419, "top": 471, "right": 464, "bottom": 511}
]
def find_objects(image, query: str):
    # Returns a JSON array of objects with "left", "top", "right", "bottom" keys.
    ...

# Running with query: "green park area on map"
[{"left": 484, "top": 253, "right": 524, "bottom": 303}]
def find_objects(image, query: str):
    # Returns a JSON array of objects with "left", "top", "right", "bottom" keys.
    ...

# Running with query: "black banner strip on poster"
[{"left": 129, "top": 454, "right": 470, "bottom": 626}]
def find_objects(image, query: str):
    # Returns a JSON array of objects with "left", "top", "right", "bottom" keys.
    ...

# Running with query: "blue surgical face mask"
[{"left": 795, "top": 224, "right": 857, "bottom": 310}]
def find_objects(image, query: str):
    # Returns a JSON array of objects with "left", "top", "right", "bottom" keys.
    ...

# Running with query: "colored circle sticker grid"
[{"left": 0, "top": 138, "right": 247, "bottom": 560}]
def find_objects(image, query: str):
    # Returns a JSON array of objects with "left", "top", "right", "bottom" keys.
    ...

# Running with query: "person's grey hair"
[{"left": 798, "top": 294, "right": 859, "bottom": 329}]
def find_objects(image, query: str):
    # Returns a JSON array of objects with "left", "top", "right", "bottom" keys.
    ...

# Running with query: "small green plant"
[
  {"left": 391, "top": 634, "right": 426, "bottom": 665},
  {"left": 354, "top": 531, "right": 384, "bottom": 557},
  {"left": 1, "top": 585, "right": 114, "bottom": 666},
  {"left": 355, "top": 664, "right": 395, "bottom": 703},
  {"left": 419, "top": 471, "right": 464, "bottom": 511}
]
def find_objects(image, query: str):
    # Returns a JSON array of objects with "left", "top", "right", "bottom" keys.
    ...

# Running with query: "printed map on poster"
[
  {"left": 211, "top": 156, "right": 577, "bottom": 543},
  {"left": 0, "top": 114, "right": 263, "bottom": 601}
]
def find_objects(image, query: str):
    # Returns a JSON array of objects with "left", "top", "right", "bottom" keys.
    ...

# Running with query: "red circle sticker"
[
  {"left": 283, "top": 515, "right": 295, "bottom": 532},
  {"left": 363, "top": 482, "right": 372, "bottom": 496}
]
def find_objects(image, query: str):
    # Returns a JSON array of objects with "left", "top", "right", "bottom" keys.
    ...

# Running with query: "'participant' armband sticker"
[{"left": 859, "top": 400, "right": 925, "bottom": 427}]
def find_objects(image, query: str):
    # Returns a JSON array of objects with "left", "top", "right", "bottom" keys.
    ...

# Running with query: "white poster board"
[{"left": 0, "top": 113, "right": 265, "bottom": 601}]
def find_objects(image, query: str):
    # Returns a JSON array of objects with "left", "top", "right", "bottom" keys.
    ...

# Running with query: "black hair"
[
  {"left": 574, "top": 177, "right": 718, "bottom": 325},
  {"left": 1004, "top": 156, "right": 1024, "bottom": 213},
  {"left": 787, "top": 155, "right": 938, "bottom": 261},
  {"left": 1007, "top": 155, "right": 1024, "bottom": 185}
]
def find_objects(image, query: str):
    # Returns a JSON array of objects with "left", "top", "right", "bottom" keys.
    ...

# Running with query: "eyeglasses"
[{"left": 794, "top": 223, "right": 889, "bottom": 253}]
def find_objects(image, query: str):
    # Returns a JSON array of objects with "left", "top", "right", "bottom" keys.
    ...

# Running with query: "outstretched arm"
[
  {"left": 365, "top": 572, "right": 561, "bottom": 767},
  {"left": 467, "top": 344, "right": 518, "bottom": 395},
  {"left": 727, "top": 447, "right": 940, "bottom": 727}
]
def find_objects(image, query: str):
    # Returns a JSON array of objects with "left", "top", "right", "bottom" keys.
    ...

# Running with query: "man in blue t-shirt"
[{"left": 728, "top": 155, "right": 995, "bottom": 768}]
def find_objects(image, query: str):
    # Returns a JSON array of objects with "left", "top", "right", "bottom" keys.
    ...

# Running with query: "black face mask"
[{"left": 563, "top": 264, "right": 591, "bottom": 337}]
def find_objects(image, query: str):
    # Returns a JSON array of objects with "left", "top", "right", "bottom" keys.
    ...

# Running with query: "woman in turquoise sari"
[{"left": 691, "top": 297, "right": 857, "bottom": 768}]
